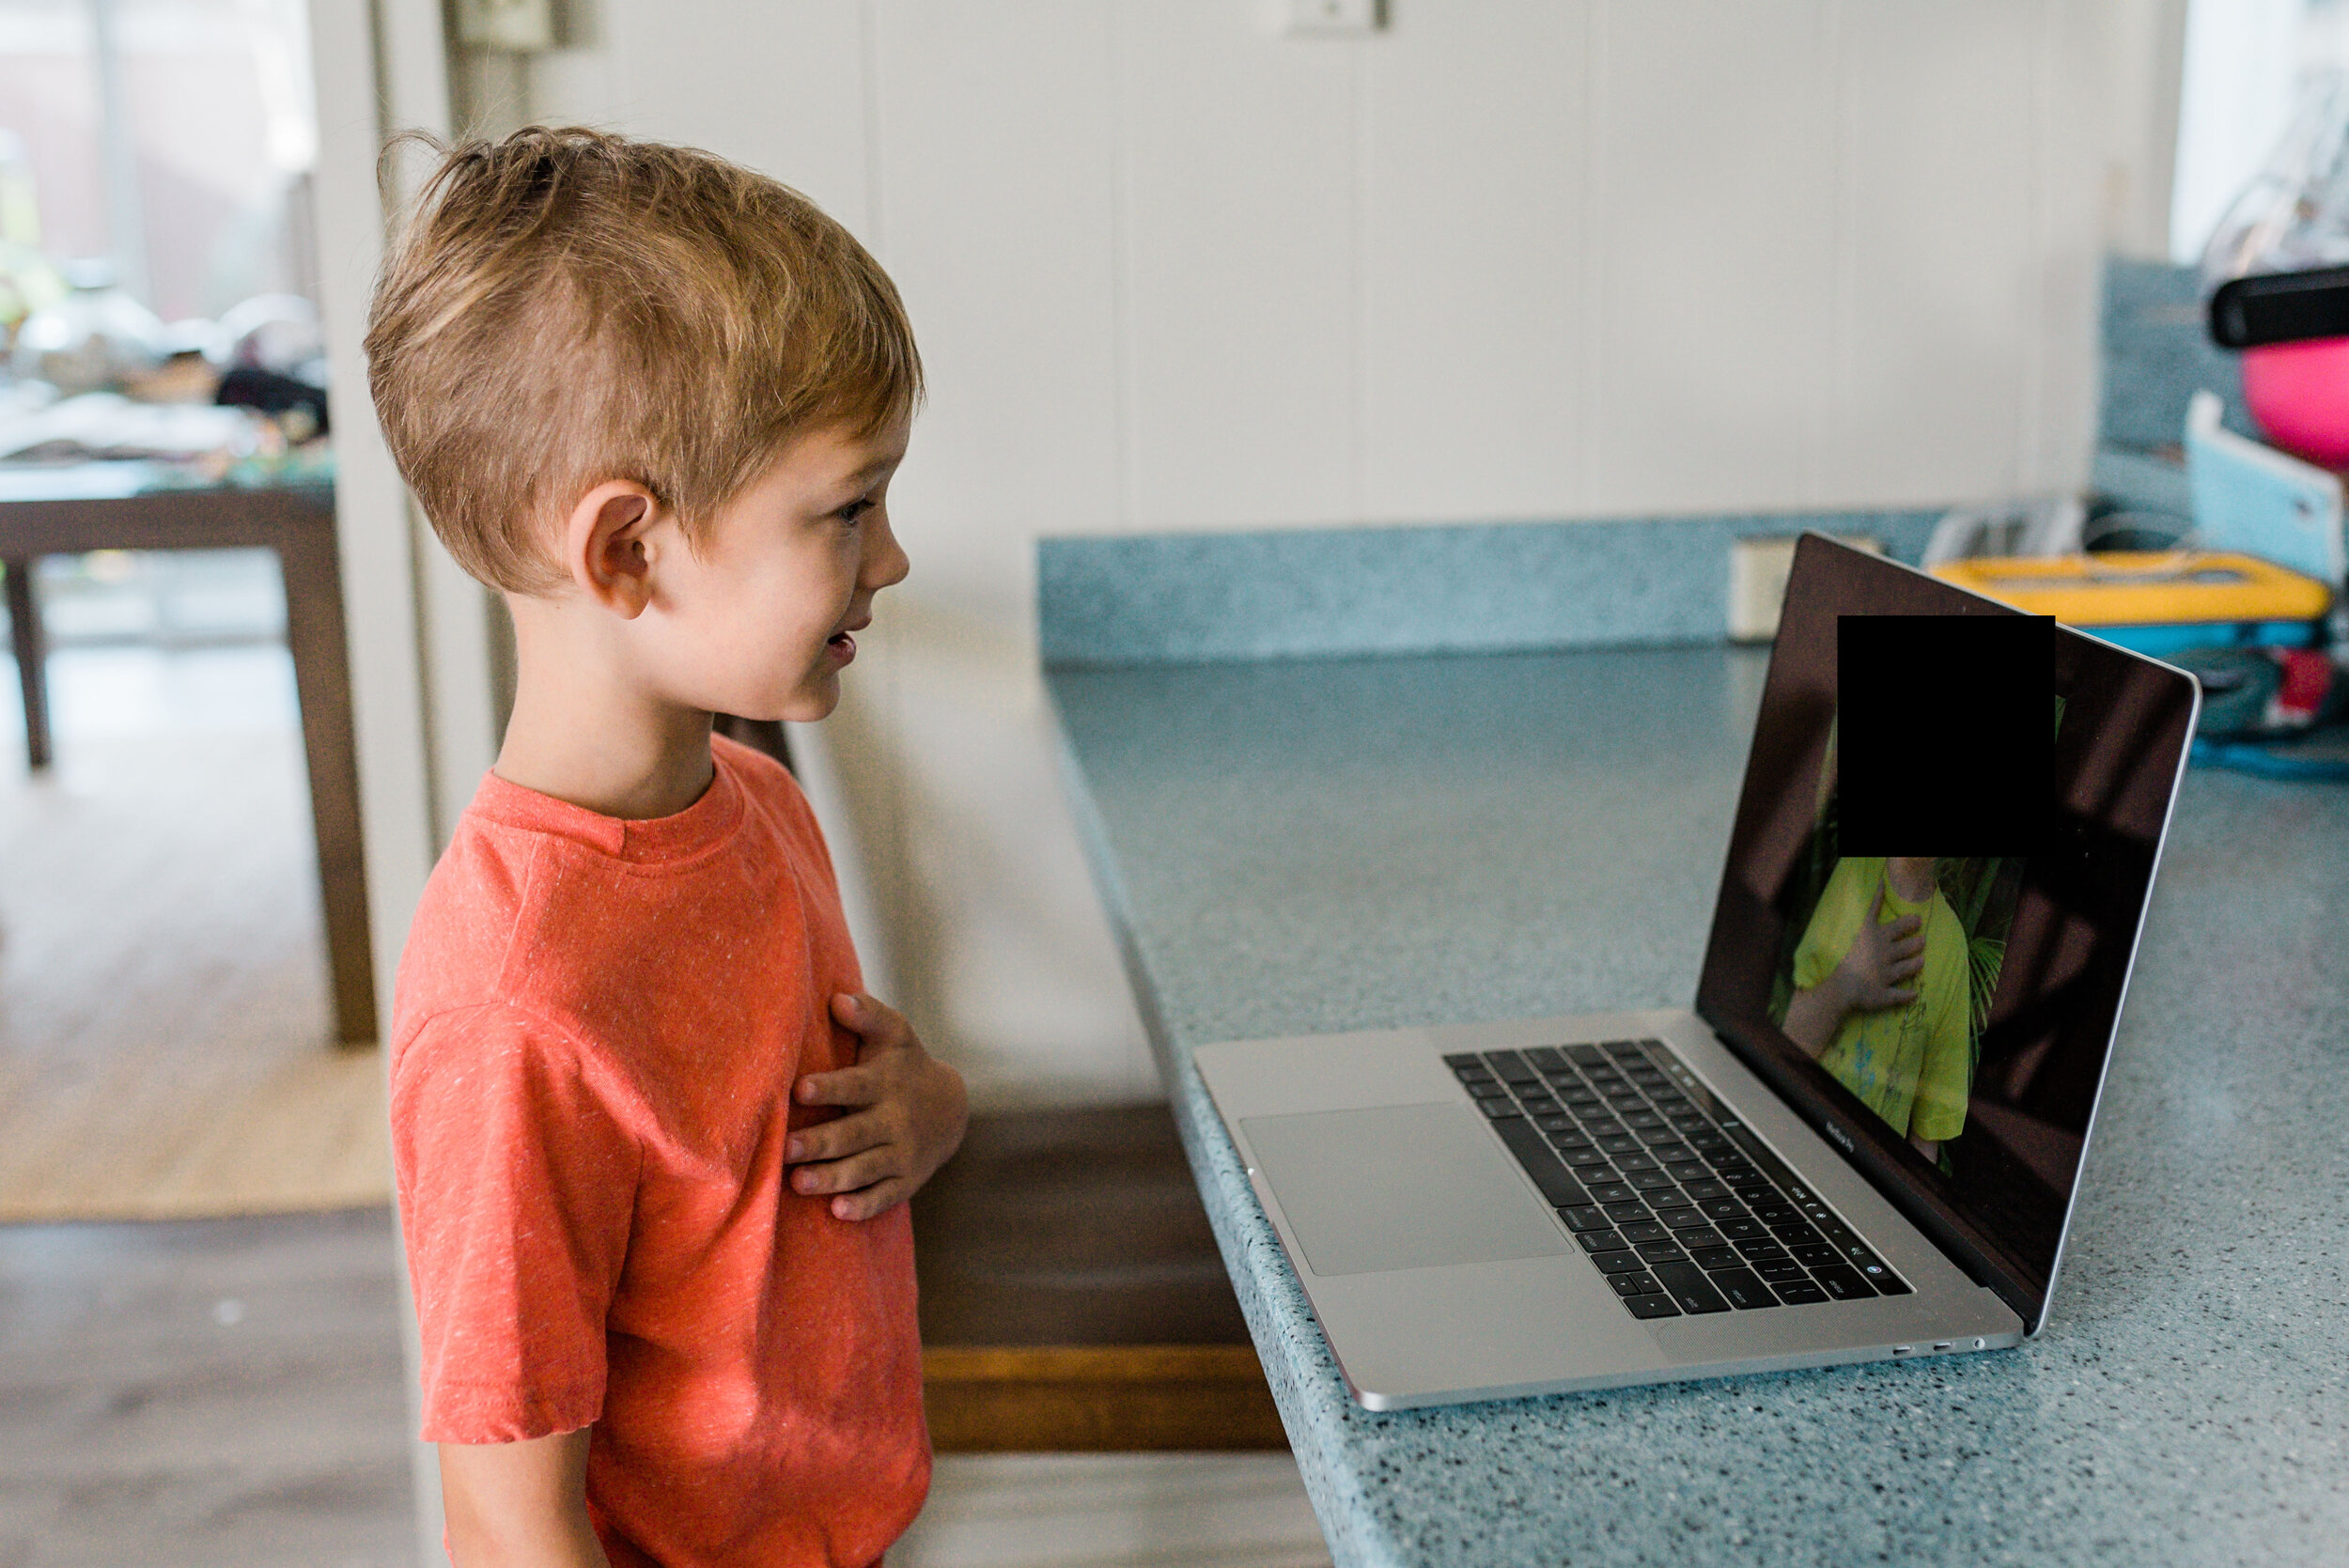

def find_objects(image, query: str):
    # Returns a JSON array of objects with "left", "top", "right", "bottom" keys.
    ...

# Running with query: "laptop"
[{"left": 1194, "top": 534, "right": 2201, "bottom": 1410}]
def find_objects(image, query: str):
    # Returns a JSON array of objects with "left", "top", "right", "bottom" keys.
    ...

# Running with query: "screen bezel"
[{"left": 1691, "top": 533, "right": 2201, "bottom": 1331}]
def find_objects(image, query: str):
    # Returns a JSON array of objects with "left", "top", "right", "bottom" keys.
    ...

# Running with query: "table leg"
[
  {"left": 5, "top": 556, "right": 51, "bottom": 771},
  {"left": 277, "top": 528, "right": 378, "bottom": 1046}
]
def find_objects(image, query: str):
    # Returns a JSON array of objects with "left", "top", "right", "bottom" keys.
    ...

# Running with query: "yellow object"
[{"left": 1929, "top": 551, "right": 2331, "bottom": 626}]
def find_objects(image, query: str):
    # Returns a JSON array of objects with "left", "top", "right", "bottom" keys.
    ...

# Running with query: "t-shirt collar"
[{"left": 466, "top": 745, "right": 747, "bottom": 863}]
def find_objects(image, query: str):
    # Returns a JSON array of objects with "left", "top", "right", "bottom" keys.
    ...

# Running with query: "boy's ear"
[{"left": 562, "top": 480, "right": 661, "bottom": 618}]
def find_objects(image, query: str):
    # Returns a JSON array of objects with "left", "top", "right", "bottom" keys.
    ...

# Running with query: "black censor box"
[{"left": 1837, "top": 614, "right": 2056, "bottom": 856}]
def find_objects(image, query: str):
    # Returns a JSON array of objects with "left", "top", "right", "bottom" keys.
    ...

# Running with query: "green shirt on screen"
[{"left": 1791, "top": 856, "right": 1971, "bottom": 1143}]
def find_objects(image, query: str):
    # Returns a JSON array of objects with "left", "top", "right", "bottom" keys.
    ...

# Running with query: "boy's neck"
[{"left": 494, "top": 599, "right": 718, "bottom": 821}]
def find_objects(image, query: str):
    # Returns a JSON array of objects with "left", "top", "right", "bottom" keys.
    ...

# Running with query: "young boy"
[{"left": 366, "top": 128, "right": 968, "bottom": 1567}]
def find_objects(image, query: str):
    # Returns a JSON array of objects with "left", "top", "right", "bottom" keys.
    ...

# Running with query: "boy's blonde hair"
[{"left": 366, "top": 127, "right": 921, "bottom": 594}]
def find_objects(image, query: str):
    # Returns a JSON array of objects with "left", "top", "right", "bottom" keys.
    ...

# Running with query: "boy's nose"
[{"left": 864, "top": 519, "right": 910, "bottom": 590}]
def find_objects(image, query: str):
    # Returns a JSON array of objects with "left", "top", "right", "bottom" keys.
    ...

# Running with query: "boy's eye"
[{"left": 834, "top": 498, "right": 875, "bottom": 526}]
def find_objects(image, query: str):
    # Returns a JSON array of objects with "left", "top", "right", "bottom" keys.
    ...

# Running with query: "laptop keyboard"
[{"left": 1444, "top": 1039, "right": 1910, "bottom": 1320}]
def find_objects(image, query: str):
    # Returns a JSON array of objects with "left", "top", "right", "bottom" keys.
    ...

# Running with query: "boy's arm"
[
  {"left": 787, "top": 992, "right": 968, "bottom": 1221},
  {"left": 440, "top": 1430, "right": 610, "bottom": 1568}
]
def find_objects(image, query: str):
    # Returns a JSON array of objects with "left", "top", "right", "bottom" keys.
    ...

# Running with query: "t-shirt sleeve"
[{"left": 390, "top": 1002, "right": 641, "bottom": 1444}]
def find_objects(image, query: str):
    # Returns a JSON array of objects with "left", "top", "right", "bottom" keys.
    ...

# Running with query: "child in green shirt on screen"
[{"left": 1780, "top": 855, "right": 1971, "bottom": 1157}]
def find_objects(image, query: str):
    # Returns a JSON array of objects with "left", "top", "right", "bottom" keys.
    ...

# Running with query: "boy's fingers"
[
  {"left": 831, "top": 991, "right": 912, "bottom": 1048},
  {"left": 786, "top": 1108, "right": 889, "bottom": 1163},
  {"left": 790, "top": 1145, "right": 899, "bottom": 1197},
  {"left": 831, "top": 1178, "right": 910, "bottom": 1222},
  {"left": 795, "top": 1064, "right": 879, "bottom": 1107}
]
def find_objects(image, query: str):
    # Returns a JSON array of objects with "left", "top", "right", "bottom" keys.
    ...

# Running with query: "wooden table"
[{"left": 0, "top": 462, "right": 375, "bottom": 1044}]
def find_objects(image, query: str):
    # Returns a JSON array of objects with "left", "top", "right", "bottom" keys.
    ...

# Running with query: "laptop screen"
[{"left": 1694, "top": 534, "right": 2199, "bottom": 1325}]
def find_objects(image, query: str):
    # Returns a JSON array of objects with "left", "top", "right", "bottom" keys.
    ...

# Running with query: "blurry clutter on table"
[{"left": 0, "top": 254, "right": 328, "bottom": 484}]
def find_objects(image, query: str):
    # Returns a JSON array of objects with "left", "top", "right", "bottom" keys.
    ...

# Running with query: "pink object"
[{"left": 2240, "top": 336, "right": 2349, "bottom": 467}]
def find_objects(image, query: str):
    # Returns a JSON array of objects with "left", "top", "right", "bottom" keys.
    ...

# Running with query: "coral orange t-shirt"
[{"left": 388, "top": 736, "right": 927, "bottom": 1568}]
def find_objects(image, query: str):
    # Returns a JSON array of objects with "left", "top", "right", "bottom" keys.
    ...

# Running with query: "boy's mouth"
[{"left": 826, "top": 615, "right": 867, "bottom": 663}]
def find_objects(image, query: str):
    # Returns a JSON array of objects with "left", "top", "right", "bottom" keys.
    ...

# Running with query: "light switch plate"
[
  {"left": 1728, "top": 535, "right": 1880, "bottom": 643},
  {"left": 1269, "top": 0, "right": 1382, "bottom": 37}
]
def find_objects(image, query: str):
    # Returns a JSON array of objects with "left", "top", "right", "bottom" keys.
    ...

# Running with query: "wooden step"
[
  {"left": 913, "top": 1105, "right": 1285, "bottom": 1452},
  {"left": 922, "top": 1345, "right": 1287, "bottom": 1452}
]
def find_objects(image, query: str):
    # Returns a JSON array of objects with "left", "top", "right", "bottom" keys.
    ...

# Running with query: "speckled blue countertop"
[{"left": 1048, "top": 641, "right": 2349, "bottom": 1567}]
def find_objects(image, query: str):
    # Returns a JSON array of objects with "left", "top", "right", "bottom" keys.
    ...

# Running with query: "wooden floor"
[
  {"left": 0, "top": 645, "right": 388, "bottom": 1223},
  {"left": 0, "top": 1206, "right": 1330, "bottom": 1568},
  {"left": 0, "top": 1207, "right": 415, "bottom": 1568}
]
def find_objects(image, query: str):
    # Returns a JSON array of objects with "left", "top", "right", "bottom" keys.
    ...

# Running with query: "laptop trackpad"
[{"left": 1241, "top": 1104, "right": 1569, "bottom": 1278}]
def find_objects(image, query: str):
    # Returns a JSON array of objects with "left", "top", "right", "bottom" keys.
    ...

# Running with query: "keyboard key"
[
  {"left": 1680, "top": 1177, "right": 1729, "bottom": 1201},
  {"left": 1690, "top": 1246, "right": 1741, "bottom": 1271},
  {"left": 1596, "top": 1135, "right": 1643, "bottom": 1157},
  {"left": 1577, "top": 1230, "right": 1624, "bottom": 1253},
  {"left": 1626, "top": 1170, "right": 1679, "bottom": 1192},
  {"left": 1623, "top": 1111, "right": 1667, "bottom": 1131},
  {"left": 1635, "top": 1239, "right": 1688, "bottom": 1265},
  {"left": 1772, "top": 1222, "right": 1825, "bottom": 1249},
  {"left": 1566, "top": 1045, "right": 1610, "bottom": 1067},
  {"left": 1650, "top": 1261, "right": 1732, "bottom": 1313},
  {"left": 1466, "top": 1080, "right": 1513, "bottom": 1099},
  {"left": 1654, "top": 1206, "right": 1709, "bottom": 1231},
  {"left": 1618, "top": 1219, "right": 1671, "bottom": 1243},
  {"left": 1589, "top": 1250, "right": 1647, "bottom": 1274},
  {"left": 1525, "top": 1048, "right": 1568, "bottom": 1074},
  {"left": 1604, "top": 1040, "right": 1645, "bottom": 1059},
  {"left": 1753, "top": 1259, "right": 1808, "bottom": 1283},
  {"left": 1586, "top": 1182, "right": 1637, "bottom": 1205},
  {"left": 1811, "top": 1265, "right": 1875, "bottom": 1300},
  {"left": 1479, "top": 1099, "right": 1524, "bottom": 1119},
  {"left": 1601, "top": 1201, "right": 1651, "bottom": 1222},
  {"left": 1533, "top": 1114, "right": 1575, "bottom": 1133},
  {"left": 1486, "top": 1050, "right": 1537, "bottom": 1083},
  {"left": 1676, "top": 1226, "right": 1725, "bottom": 1250},
  {"left": 1610, "top": 1271, "right": 1662, "bottom": 1297},
  {"left": 1647, "top": 1141, "right": 1692, "bottom": 1163},
  {"left": 1792, "top": 1243, "right": 1842, "bottom": 1268},
  {"left": 1733, "top": 1237, "right": 1789, "bottom": 1263},
  {"left": 1519, "top": 1098, "right": 1561, "bottom": 1118},
  {"left": 1750, "top": 1203, "right": 1800, "bottom": 1226},
  {"left": 1710, "top": 1269, "right": 1781, "bottom": 1310},
  {"left": 1639, "top": 1126, "right": 1688, "bottom": 1147},
  {"left": 1550, "top": 1131, "right": 1599, "bottom": 1155},
  {"left": 1772, "top": 1279, "right": 1829, "bottom": 1304},
  {"left": 1851, "top": 1257, "right": 1911, "bottom": 1295},
  {"left": 1558, "top": 1205, "right": 1610, "bottom": 1233},
  {"left": 1442, "top": 1053, "right": 1485, "bottom": 1069},
  {"left": 1491, "top": 1117, "right": 1594, "bottom": 1208},
  {"left": 1698, "top": 1197, "right": 1748, "bottom": 1221},
  {"left": 1613, "top": 1151, "right": 1658, "bottom": 1173},
  {"left": 1623, "top": 1292, "right": 1682, "bottom": 1320},
  {"left": 1717, "top": 1218, "right": 1768, "bottom": 1243}
]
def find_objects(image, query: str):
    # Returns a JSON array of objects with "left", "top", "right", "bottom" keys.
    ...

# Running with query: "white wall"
[{"left": 434, "top": 0, "right": 2181, "bottom": 1111}]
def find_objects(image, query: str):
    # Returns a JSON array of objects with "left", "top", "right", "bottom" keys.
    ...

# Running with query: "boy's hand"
[
  {"left": 1834, "top": 884, "right": 1925, "bottom": 1012},
  {"left": 786, "top": 993, "right": 968, "bottom": 1221}
]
